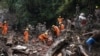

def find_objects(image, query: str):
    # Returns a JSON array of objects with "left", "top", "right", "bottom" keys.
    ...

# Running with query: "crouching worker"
[
  {"left": 86, "top": 37, "right": 95, "bottom": 52},
  {"left": 23, "top": 28, "right": 29, "bottom": 44},
  {"left": 83, "top": 30, "right": 100, "bottom": 52},
  {"left": 38, "top": 31, "right": 48, "bottom": 44}
]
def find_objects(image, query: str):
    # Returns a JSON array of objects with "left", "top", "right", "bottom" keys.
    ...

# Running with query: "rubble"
[
  {"left": 0, "top": 12, "right": 100, "bottom": 56},
  {"left": 6, "top": 35, "right": 13, "bottom": 46}
]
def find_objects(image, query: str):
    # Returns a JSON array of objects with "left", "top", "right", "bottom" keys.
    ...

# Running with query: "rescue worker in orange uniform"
[
  {"left": 57, "top": 16, "right": 64, "bottom": 25},
  {"left": 2, "top": 21, "right": 8, "bottom": 36},
  {"left": 38, "top": 31, "right": 48, "bottom": 44},
  {"left": 52, "top": 25, "right": 60, "bottom": 37},
  {"left": 59, "top": 23, "right": 65, "bottom": 31},
  {"left": 23, "top": 28, "right": 29, "bottom": 44}
]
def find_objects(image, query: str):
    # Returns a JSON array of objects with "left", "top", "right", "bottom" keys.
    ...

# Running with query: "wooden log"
[
  {"left": 82, "top": 30, "right": 100, "bottom": 39},
  {"left": 45, "top": 38, "right": 66, "bottom": 56},
  {"left": 76, "top": 36, "right": 89, "bottom": 56},
  {"left": 45, "top": 31, "right": 70, "bottom": 56},
  {"left": 13, "top": 49, "right": 29, "bottom": 55},
  {"left": 12, "top": 45, "right": 29, "bottom": 55}
]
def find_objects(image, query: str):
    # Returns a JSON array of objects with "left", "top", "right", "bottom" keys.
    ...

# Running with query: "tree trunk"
[
  {"left": 45, "top": 31, "right": 70, "bottom": 56},
  {"left": 76, "top": 35, "right": 89, "bottom": 56}
]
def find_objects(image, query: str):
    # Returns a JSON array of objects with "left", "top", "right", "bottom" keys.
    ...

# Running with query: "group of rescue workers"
[
  {"left": 0, "top": 16, "right": 65, "bottom": 45},
  {"left": 0, "top": 6, "right": 100, "bottom": 53},
  {"left": 38, "top": 16, "right": 65, "bottom": 45}
]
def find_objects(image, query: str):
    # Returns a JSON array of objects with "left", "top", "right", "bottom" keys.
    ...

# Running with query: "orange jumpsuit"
[
  {"left": 53, "top": 26, "right": 60, "bottom": 37},
  {"left": 24, "top": 30, "right": 29, "bottom": 43},
  {"left": 2, "top": 23, "right": 8, "bottom": 35},
  {"left": 38, "top": 33, "right": 48, "bottom": 43},
  {"left": 57, "top": 17, "right": 63, "bottom": 24},
  {"left": 59, "top": 24, "right": 65, "bottom": 31}
]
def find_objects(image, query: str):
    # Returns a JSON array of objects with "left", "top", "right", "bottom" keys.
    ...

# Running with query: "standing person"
[
  {"left": 79, "top": 13, "right": 87, "bottom": 33},
  {"left": 23, "top": 28, "right": 29, "bottom": 44},
  {"left": 2, "top": 20, "right": 8, "bottom": 36},
  {"left": 52, "top": 25, "right": 60, "bottom": 37},
  {"left": 79, "top": 13, "right": 87, "bottom": 27},
  {"left": 95, "top": 6, "right": 100, "bottom": 22},
  {"left": 57, "top": 16, "right": 64, "bottom": 26},
  {"left": 75, "top": 4, "right": 80, "bottom": 29}
]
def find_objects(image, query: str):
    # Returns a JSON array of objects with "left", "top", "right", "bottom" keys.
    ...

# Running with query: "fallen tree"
[
  {"left": 45, "top": 30, "right": 89, "bottom": 56},
  {"left": 45, "top": 31, "right": 70, "bottom": 56},
  {"left": 76, "top": 35, "right": 89, "bottom": 56}
]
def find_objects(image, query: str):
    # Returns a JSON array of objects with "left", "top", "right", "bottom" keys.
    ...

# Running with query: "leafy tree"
[{"left": 5, "top": 0, "right": 100, "bottom": 26}]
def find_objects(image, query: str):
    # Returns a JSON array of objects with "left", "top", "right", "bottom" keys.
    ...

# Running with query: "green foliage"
[
  {"left": 0, "top": 0, "right": 8, "bottom": 9},
  {"left": 5, "top": 0, "right": 100, "bottom": 25},
  {"left": 6, "top": 0, "right": 17, "bottom": 12}
]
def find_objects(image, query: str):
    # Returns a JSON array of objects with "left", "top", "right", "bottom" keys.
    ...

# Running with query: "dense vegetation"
[{"left": 1, "top": 0, "right": 100, "bottom": 25}]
